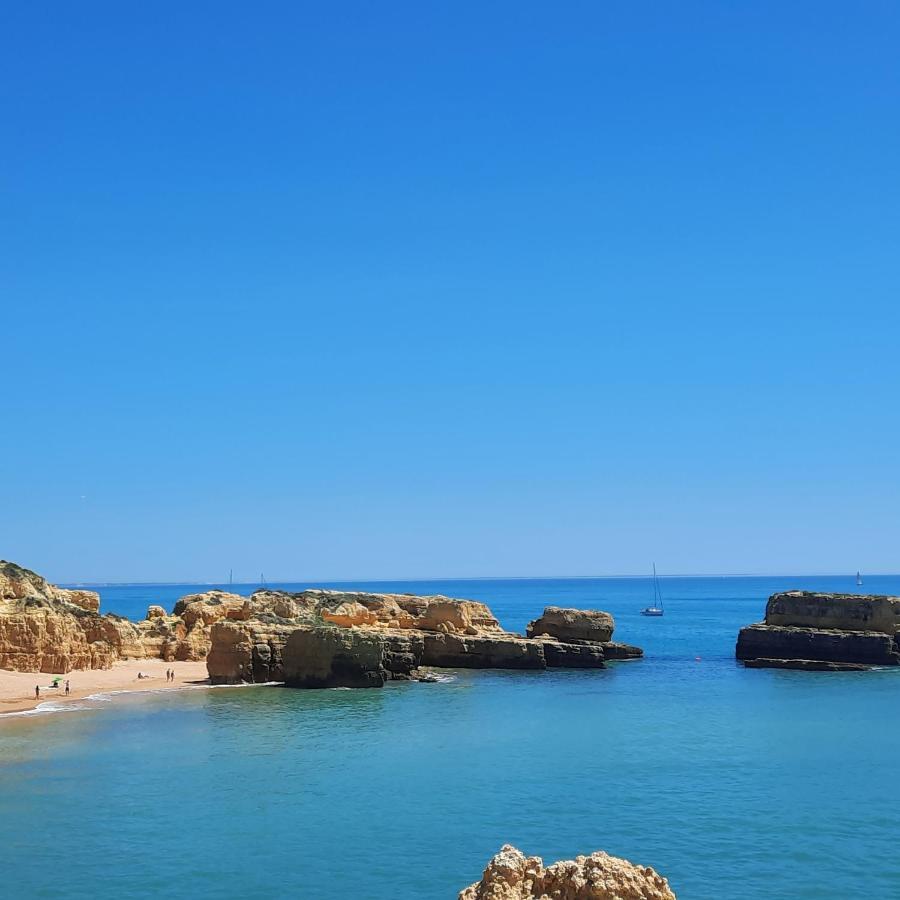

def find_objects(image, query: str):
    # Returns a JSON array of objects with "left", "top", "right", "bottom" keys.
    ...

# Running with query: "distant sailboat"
[
  {"left": 641, "top": 564, "right": 665, "bottom": 617},
  {"left": 856, "top": 570, "right": 863, "bottom": 586}
]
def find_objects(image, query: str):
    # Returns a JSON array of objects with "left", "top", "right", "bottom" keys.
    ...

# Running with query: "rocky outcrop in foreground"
[
  {"left": 459, "top": 844, "right": 676, "bottom": 900},
  {"left": 736, "top": 591, "right": 900, "bottom": 669}
]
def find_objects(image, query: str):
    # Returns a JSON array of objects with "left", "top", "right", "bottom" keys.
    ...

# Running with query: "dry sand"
[{"left": 0, "top": 658, "right": 211, "bottom": 716}]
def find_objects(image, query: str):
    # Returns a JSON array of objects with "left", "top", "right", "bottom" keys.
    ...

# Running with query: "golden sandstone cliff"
[
  {"left": 0, "top": 562, "right": 241, "bottom": 673},
  {"left": 459, "top": 845, "right": 676, "bottom": 900},
  {"left": 0, "top": 560, "right": 138, "bottom": 672},
  {"left": 205, "top": 588, "right": 643, "bottom": 686},
  {"left": 0, "top": 560, "right": 643, "bottom": 684}
]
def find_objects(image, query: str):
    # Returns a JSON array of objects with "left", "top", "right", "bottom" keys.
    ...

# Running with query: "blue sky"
[{"left": 2, "top": 2, "right": 899, "bottom": 582}]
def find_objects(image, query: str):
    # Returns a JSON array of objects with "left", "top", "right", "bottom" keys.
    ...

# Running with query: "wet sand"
[{"left": 0, "top": 659, "right": 211, "bottom": 715}]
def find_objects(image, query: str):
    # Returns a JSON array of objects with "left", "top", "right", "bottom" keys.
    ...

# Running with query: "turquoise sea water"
[{"left": 2, "top": 575, "right": 899, "bottom": 899}]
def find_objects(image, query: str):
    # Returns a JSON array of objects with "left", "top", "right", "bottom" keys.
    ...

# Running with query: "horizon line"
[{"left": 60, "top": 570, "right": 889, "bottom": 587}]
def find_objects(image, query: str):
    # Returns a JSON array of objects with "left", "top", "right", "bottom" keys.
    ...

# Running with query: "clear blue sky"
[{"left": 2, "top": 2, "right": 899, "bottom": 582}]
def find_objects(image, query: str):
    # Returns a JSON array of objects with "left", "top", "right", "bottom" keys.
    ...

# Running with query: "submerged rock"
[
  {"left": 743, "top": 658, "right": 871, "bottom": 672},
  {"left": 459, "top": 844, "right": 676, "bottom": 900},
  {"left": 736, "top": 591, "right": 900, "bottom": 669}
]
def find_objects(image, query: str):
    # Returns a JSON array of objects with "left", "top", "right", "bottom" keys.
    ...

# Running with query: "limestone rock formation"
[
  {"left": 459, "top": 844, "right": 676, "bottom": 900},
  {"left": 0, "top": 560, "right": 247, "bottom": 673},
  {"left": 0, "top": 561, "right": 644, "bottom": 685},
  {"left": 540, "top": 639, "right": 606, "bottom": 668},
  {"left": 0, "top": 560, "right": 145, "bottom": 672},
  {"left": 600, "top": 641, "right": 644, "bottom": 660},
  {"left": 310, "top": 589, "right": 501, "bottom": 633},
  {"left": 204, "top": 588, "right": 644, "bottom": 686},
  {"left": 421, "top": 633, "right": 547, "bottom": 669},
  {"left": 527, "top": 607, "right": 615, "bottom": 643},
  {"left": 206, "top": 619, "right": 297, "bottom": 684},
  {"left": 0, "top": 560, "right": 101, "bottom": 612},
  {"left": 282, "top": 627, "right": 389, "bottom": 688},
  {"left": 736, "top": 591, "right": 900, "bottom": 669},
  {"left": 765, "top": 590, "right": 900, "bottom": 633}
]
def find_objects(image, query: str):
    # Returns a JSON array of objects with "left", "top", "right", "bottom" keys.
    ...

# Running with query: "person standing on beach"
[
  {"left": 65, "top": 680, "right": 70, "bottom": 696},
  {"left": 35, "top": 685, "right": 40, "bottom": 700}
]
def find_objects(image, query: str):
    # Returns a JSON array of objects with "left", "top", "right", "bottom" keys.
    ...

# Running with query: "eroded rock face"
[
  {"left": 0, "top": 560, "right": 101, "bottom": 612},
  {"left": 541, "top": 640, "right": 606, "bottom": 668},
  {"left": 421, "top": 633, "right": 546, "bottom": 669},
  {"left": 206, "top": 620, "right": 296, "bottom": 684},
  {"left": 764, "top": 591, "right": 900, "bottom": 634},
  {"left": 600, "top": 641, "right": 643, "bottom": 660},
  {"left": 736, "top": 623, "right": 897, "bottom": 666},
  {"left": 282, "top": 627, "right": 388, "bottom": 688},
  {"left": 527, "top": 607, "right": 615, "bottom": 643},
  {"left": 736, "top": 591, "right": 900, "bottom": 669},
  {"left": 59, "top": 589, "right": 101, "bottom": 613},
  {"left": 308, "top": 589, "right": 501, "bottom": 634},
  {"left": 459, "top": 844, "right": 676, "bottom": 900},
  {"left": 204, "top": 588, "right": 643, "bottom": 686},
  {"left": 0, "top": 560, "right": 145, "bottom": 673}
]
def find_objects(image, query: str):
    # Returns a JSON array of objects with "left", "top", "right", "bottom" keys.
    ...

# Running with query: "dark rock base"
[
  {"left": 743, "top": 658, "right": 872, "bottom": 672},
  {"left": 421, "top": 633, "right": 546, "bottom": 669},
  {"left": 541, "top": 641, "right": 606, "bottom": 668},
  {"left": 600, "top": 641, "right": 643, "bottom": 660},
  {"left": 736, "top": 624, "right": 898, "bottom": 666}
]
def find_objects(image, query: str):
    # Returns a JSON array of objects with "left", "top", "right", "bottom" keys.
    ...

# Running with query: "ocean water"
[{"left": 1, "top": 575, "right": 899, "bottom": 899}]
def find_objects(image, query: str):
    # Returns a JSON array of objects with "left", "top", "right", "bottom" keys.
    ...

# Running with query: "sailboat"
[
  {"left": 856, "top": 571, "right": 863, "bottom": 586},
  {"left": 641, "top": 564, "right": 665, "bottom": 617}
]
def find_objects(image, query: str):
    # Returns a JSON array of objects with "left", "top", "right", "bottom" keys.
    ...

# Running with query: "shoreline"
[{"left": 0, "top": 659, "right": 212, "bottom": 717}]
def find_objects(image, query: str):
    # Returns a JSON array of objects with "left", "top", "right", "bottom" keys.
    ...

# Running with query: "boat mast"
[{"left": 653, "top": 563, "right": 664, "bottom": 609}]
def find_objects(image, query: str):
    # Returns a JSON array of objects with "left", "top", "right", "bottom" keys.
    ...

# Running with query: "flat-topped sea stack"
[
  {"left": 206, "top": 592, "right": 644, "bottom": 687},
  {"left": 459, "top": 844, "right": 676, "bottom": 900},
  {"left": 736, "top": 590, "right": 900, "bottom": 670}
]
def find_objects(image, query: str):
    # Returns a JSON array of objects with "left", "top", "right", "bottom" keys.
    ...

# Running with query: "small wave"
[
  {"left": 0, "top": 681, "right": 284, "bottom": 721},
  {"left": 423, "top": 672, "right": 457, "bottom": 683},
  {"left": 1, "top": 700, "right": 98, "bottom": 719}
]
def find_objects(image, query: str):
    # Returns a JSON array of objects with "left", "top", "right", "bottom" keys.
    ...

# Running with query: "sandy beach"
[{"left": 0, "top": 659, "right": 211, "bottom": 716}]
